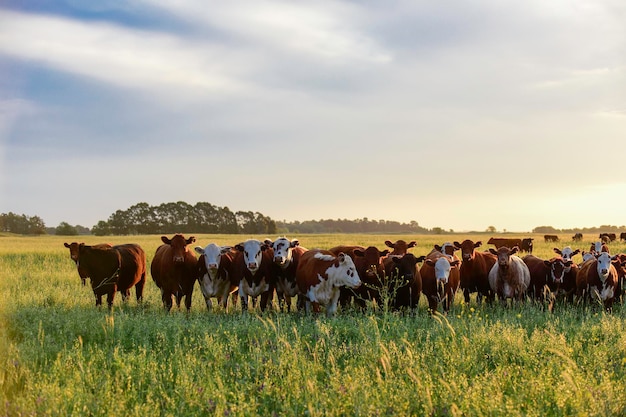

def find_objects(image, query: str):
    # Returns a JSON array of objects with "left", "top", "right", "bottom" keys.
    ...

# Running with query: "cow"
[
  {"left": 553, "top": 246, "right": 581, "bottom": 268},
  {"left": 520, "top": 238, "right": 534, "bottom": 253},
  {"left": 384, "top": 240, "right": 417, "bottom": 257},
  {"left": 350, "top": 246, "right": 390, "bottom": 309},
  {"left": 433, "top": 242, "right": 458, "bottom": 257},
  {"left": 590, "top": 241, "right": 609, "bottom": 254},
  {"left": 296, "top": 249, "right": 361, "bottom": 317},
  {"left": 620, "top": 232, "right": 626, "bottom": 242},
  {"left": 599, "top": 233, "right": 616, "bottom": 242},
  {"left": 64, "top": 242, "right": 112, "bottom": 285},
  {"left": 611, "top": 254, "right": 626, "bottom": 303},
  {"left": 544, "top": 235, "right": 559, "bottom": 243},
  {"left": 151, "top": 234, "right": 198, "bottom": 312},
  {"left": 194, "top": 243, "right": 238, "bottom": 311},
  {"left": 488, "top": 246, "right": 531, "bottom": 305},
  {"left": 233, "top": 239, "right": 275, "bottom": 312},
  {"left": 420, "top": 252, "right": 460, "bottom": 314},
  {"left": 581, "top": 251, "right": 596, "bottom": 263},
  {"left": 576, "top": 252, "right": 622, "bottom": 311},
  {"left": 77, "top": 243, "right": 146, "bottom": 309},
  {"left": 266, "top": 237, "right": 308, "bottom": 312},
  {"left": 487, "top": 238, "right": 523, "bottom": 250},
  {"left": 453, "top": 240, "right": 496, "bottom": 304},
  {"left": 523, "top": 255, "right": 577, "bottom": 307},
  {"left": 384, "top": 253, "right": 426, "bottom": 310},
  {"left": 572, "top": 233, "right": 583, "bottom": 242}
]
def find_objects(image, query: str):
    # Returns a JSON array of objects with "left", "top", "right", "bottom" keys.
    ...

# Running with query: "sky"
[{"left": 1, "top": 0, "right": 625, "bottom": 233}]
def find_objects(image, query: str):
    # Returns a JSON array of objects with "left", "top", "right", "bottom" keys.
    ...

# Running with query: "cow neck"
[{"left": 92, "top": 268, "right": 120, "bottom": 291}]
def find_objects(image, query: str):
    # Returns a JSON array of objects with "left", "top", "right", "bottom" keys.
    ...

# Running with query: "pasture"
[{"left": 2, "top": 233, "right": 626, "bottom": 416}]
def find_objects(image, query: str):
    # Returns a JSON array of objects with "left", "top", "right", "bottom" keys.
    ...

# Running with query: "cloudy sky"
[{"left": 1, "top": 0, "right": 625, "bottom": 233}]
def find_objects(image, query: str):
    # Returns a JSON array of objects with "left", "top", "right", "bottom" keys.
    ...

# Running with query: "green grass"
[{"left": 2, "top": 233, "right": 626, "bottom": 416}]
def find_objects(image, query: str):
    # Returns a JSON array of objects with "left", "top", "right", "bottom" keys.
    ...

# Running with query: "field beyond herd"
[{"left": 2, "top": 233, "right": 626, "bottom": 417}]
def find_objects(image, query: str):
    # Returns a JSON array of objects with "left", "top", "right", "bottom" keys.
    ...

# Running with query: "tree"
[
  {"left": 55, "top": 222, "right": 78, "bottom": 236},
  {"left": 486, "top": 226, "right": 497, "bottom": 233}
]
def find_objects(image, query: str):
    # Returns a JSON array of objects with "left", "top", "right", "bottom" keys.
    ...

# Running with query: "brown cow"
[
  {"left": 64, "top": 242, "right": 112, "bottom": 285},
  {"left": 151, "top": 234, "right": 198, "bottom": 312},
  {"left": 296, "top": 249, "right": 361, "bottom": 317},
  {"left": 453, "top": 240, "right": 496, "bottom": 304},
  {"left": 420, "top": 252, "right": 460, "bottom": 313},
  {"left": 543, "top": 235, "right": 559, "bottom": 243},
  {"left": 233, "top": 239, "right": 275, "bottom": 312},
  {"left": 488, "top": 246, "right": 531, "bottom": 305},
  {"left": 384, "top": 253, "right": 426, "bottom": 310},
  {"left": 572, "top": 233, "right": 583, "bottom": 242},
  {"left": 77, "top": 243, "right": 146, "bottom": 308},
  {"left": 576, "top": 252, "right": 622, "bottom": 311},
  {"left": 266, "top": 237, "right": 308, "bottom": 312},
  {"left": 384, "top": 240, "right": 416, "bottom": 257},
  {"left": 488, "top": 237, "right": 523, "bottom": 250},
  {"left": 523, "top": 255, "right": 577, "bottom": 305}
]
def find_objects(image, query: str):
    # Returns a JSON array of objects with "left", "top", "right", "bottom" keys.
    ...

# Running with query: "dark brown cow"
[
  {"left": 384, "top": 240, "right": 416, "bottom": 257},
  {"left": 296, "top": 249, "right": 361, "bottom": 316},
  {"left": 77, "top": 243, "right": 146, "bottom": 308},
  {"left": 453, "top": 240, "right": 496, "bottom": 304},
  {"left": 543, "top": 235, "right": 559, "bottom": 243},
  {"left": 266, "top": 237, "right": 308, "bottom": 312},
  {"left": 64, "top": 242, "right": 112, "bottom": 285},
  {"left": 572, "top": 233, "right": 583, "bottom": 242},
  {"left": 520, "top": 238, "right": 534, "bottom": 253},
  {"left": 488, "top": 237, "right": 522, "bottom": 249},
  {"left": 620, "top": 232, "right": 626, "bottom": 242},
  {"left": 420, "top": 252, "right": 460, "bottom": 313},
  {"left": 232, "top": 239, "right": 275, "bottom": 312},
  {"left": 576, "top": 252, "right": 621, "bottom": 311},
  {"left": 599, "top": 233, "right": 616, "bottom": 242},
  {"left": 349, "top": 246, "right": 390, "bottom": 308},
  {"left": 523, "top": 255, "right": 577, "bottom": 304},
  {"left": 384, "top": 253, "right": 425, "bottom": 309},
  {"left": 611, "top": 254, "right": 626, "bottom": 303},
  {"left": 151, "top": 234, "right": 198, "bottom": 312}
]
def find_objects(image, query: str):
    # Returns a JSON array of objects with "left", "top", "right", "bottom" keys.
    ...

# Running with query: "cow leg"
[
  {"left": 204, "top": 295, "right": 213, "bottom": 311},
  {"left": 106, "top": 292, "right": 115, "bottom": 310},
  {"left": 95, "top": 293, "right": 102, "bottom": 307},
  {"left": 260, "top": 291, "right": 273, "bottom": 312},
  {"left": 463, "top": 288, "right": 470, "bottom": 304},
  {"left": 162, "top": 292, "right": 173, "bottom": 312},
  {"left": 135, "top": 278, "right": 145, "bottom": 303},
  {"left": 240, "top": 295, "right": 249, "bottom": 312},
  {"left": 276, "top": 291, "right": 286, "bottom": 312}
]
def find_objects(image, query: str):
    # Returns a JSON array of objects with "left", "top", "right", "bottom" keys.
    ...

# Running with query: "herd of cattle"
[{"left": 63, "top": 233, "right": 626, "bottom": 316}]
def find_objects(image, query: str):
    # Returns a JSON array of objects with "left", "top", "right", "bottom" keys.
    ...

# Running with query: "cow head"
[
  {"left": 194, "top": 243, "right": 232, "bottom": 276},
  {"left": 521, "top": 238, "right": 534, "bottom": 252},
  {"left": 162, "top": 234, "right": 195, "bottom": 264},
  {"left": 489, "top": 246, "right": 518, "bottom": 270},
  {"left": 595, "top": 252, "right": 613, "bottom": 282},
  {"left": 384, "top": 240, "right": 416, "bottom": 257},
  {"left": 454, "top": 240, "right": 481, "bottom": 262},
  {"left": 553, "top": 246, "right": 579, "bottom": 272},
  {"left": 391, "top": 253, "right": 425, "bottom": 282},
  {"left": 544, "top": 257, "right": 572, "bottom": 284},
  {"left": 235, "top": 239, "right": 270, "bottom": 273},
  {"left": 353, "top": 246, "right": 389, "bottom": 280},
  {"left": 331, "top": 252, "right": 361, "bottom": 289},
  {"left": 64, "top": 242, "right": 82, "bottom": 262},
  {"left": 581, "top": 251, "right": 595, "bottom": 263},
  {"left": 434, "top": 242, "right": 458, "bottom": 257},
  {"left": 425, "top": 256, "right": 460, "bottom": 292},
  {"left": 267, "top": 237, "right": 299, "bottom": 268}
]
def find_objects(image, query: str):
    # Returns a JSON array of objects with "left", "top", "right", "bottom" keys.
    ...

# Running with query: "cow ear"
[
  {"left": 384, "top": 240, "right": 394, "bottom": 248},
  {"left": 572, "top": 249, "right": 581, "bottom": 256},
  {"left": 425, "top": 258, "right": 435, "bottom": 266},
  {"left": 511, "top": 246, "right": 519, "bottom": 255},
  {"left": 161, "top": 236, "right": 170, "bottom": 244},
  {"left": 221, "top": 246, "right": 232, "bottom": 254},
  {"left": 291, "top": 239, "right": 300, "bottom": 248},
  {"left": 64, "top": 242, "right": 70, "bottom": 248},
  {"left": 553, "top": 248, "right": 561, "bottom": 254},
  {"left": 380, "top": 249, "right": 390, "bottom": 257},
  {"left": 353, "top": 249, "right": 364, "bottom": 257},
  {"left": 475, "top": 241, "right": 482, "bottom": 248},
  {"left": 408, "top": 241, "right": 417, "bottom": 248},
  {"left": 235, "top": 244, "right": 244, "bottom": 252},
  {"left": 489, "top": 248, "right": 497, "bottom": 255},
  {"left": 434, "top": 244, "right": 442, "bottom": 251},
  {"left": 453, "top": 241, "right": 461, "bottom": 248},
  {"left": 186, "top": 236, "right": 196, "bottom": 245},
  {"left": 416, "top": 255, "right": 427, "bottom": 263},
  {"left": 337, "top": 252, "right": 346, "bottom": 263},
  {"left": 264, "top": 239, "right": 273, "bottom": 246},
  {"left": 194, "top": 246, "right": 205, "bottom": 255}
]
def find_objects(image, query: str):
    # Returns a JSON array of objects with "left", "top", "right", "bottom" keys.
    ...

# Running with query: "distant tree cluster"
[
  {"left": 276, "top": 218, "right": 429, "bottom": 234},
  {"left": 90, "top": 201, "right": 277, "bottom": 236},
  {"left": 532, "top": 225, "right": 626, "bottom": 234},
  {"left": 0, "top": 212, "right": 46, "bottom": 235}
]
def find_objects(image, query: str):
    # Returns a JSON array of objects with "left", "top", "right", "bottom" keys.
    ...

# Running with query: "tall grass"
[{"left": 2, "top": 233, "right": 626, "bottom": 416}]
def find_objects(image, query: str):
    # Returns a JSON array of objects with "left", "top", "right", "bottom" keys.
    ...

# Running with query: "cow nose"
[
  {"left": 174, "top": 256, "right": 185, "bottom": 263},
  {"left": 208, "top": 263, "right": 218, "bottom": 269},
  {"left": 601, "top": 269, "right": 608, "bottom": 275},
  {"left": 248, "top": 263, "right": 257, "bottom": 269}
]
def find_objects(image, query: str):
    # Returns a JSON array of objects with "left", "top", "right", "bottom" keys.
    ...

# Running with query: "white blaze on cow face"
[
  {"left": 434, "top": 257, "right": 452, "bottom": 284},
  {"left": 596, "top": 252, "right": 612, "bottom": 281},
  {"left": 271, "top": 237, "right": 297, "bottom": 268},
  {"left": 240, "top": 239, "right": 264, "bottom": 273},
  {"left": 195, "top": 244, "right": 231, "bottom": 280}
]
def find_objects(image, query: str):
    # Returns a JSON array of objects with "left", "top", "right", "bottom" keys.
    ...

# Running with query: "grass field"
[{"left": 2, "top": 233, "right": 626, "bottom": 416}]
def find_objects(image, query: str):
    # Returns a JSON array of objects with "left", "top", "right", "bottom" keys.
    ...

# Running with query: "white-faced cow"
[
  {"left": 151, "top": 234, "right": 198, "bottom": 312},
  {"left": 453, "top": 240, "right": 496, "bottom": 304},
  {"left": 233, "top": 239, "right": 275, "bottom": 312},
  {"left": 194, "top": 243, "right": 238, "bottom": 311},
  {"left": 576, "top": 252, "right": 622, "bottom": 311},
  {"left": 420, "top": 252, "right": 460, "bottom": 313},
  {"left": 266, "top": 237, "right": 308, "bottom": 312},
  {"left": 488, "top": 246, "right": 531, "bottom": 305},
  {"left": 553, "top": 246, "right": 581, "bottom": 268},
  {"left": 296, "top": 249, "right": 361, "bottom": 317}
]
